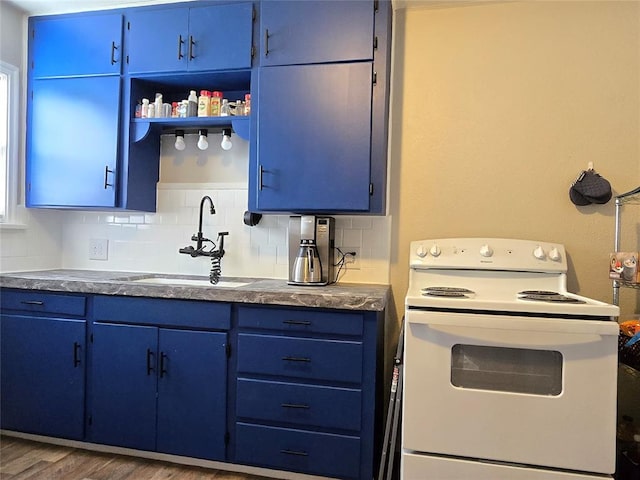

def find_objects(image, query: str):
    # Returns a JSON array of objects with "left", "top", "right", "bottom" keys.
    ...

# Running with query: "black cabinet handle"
[
  {"left": 281, "top": 403, "right": 310, "bottom": 409},
  {"left": 188, "top": 35, "right": 195, "bottom": 60},
  {"left": 258, "top": 164, "right": 264, "bottom": 191},
  {"left": 110, "top": 41, "right": 118, "bottom": 65},
  {"left": 280, "top": 449, "right": 308, "bottom": 457},
  {"left": 104, "top": 166, "right": 114, "bottom": 189},
  {"left": 282, "top": 320, "right": 312, "bottom": 326},
  {"left": 264, "top": 29, "right": 270, "bottom": 57},
  {"left": 73, "top": 342, "right": 81, "bottom": 367},
  {"left": 282, "top": 356, "right": 311, "bottom": 363},
  {"left": 146, "top": 348, "right": 154, "bottom": 375},
  {"left": 159, "top": 352, "right": 168, "bottom": 378},
  {"left": 20, "top": 300, "right": 44, "bottom": 306},
  {"left": 177, "top": 34, "right": 184, "bottom": 60}
]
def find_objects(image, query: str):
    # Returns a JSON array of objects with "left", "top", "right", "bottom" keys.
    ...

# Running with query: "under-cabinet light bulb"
[
  {"left": 174, "top": 130, "right": 186, "bottom": 151},
  {"left": 197, "top": 129, "right": 209, "bottom": 151},
  {"left": 221, "top": 133, "right": 232, "bottom": 151}
]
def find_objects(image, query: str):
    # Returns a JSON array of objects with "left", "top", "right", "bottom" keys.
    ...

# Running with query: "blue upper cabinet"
[
  {"left": 259, "top": 0, "right": 374, "bottom": 66},
  {"left": 253, "top": 63, "right": 373, "bottom": 212},
  {"left": 26, "top": 76, "right": 120, "bottom": 208},
  {"left": 30, "top": 13, "right": 123, "bottom": 78},
  {"left": 126, "top": 2, "right": 254, "bottom": 74},
  {"left": 249, "top": 0, "right": 391, "bottom": 214}
]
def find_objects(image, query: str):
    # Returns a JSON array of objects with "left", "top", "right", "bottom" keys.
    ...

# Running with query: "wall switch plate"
[{"left": 89, "top": 238, "right": 109, "bottom": 261}]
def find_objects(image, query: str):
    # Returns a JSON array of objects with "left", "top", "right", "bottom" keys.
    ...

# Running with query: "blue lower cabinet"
[
  {"left": 236, "top": 423, "right": 361, "bottom": 479},
  {"left": 90, "top": 322, "right": 228, "bottom": 460},
  {"left": 234, "top": 305, "right": 382, "bottom": 480},
  {"left": 236, "top": 378, "right": 362, "bottom": 431},
  {"left": 237, "top": 333, "right": 363, "bottom": 383},
  {"left": 0, "top": 314, "right": 86, "bottom": 440}
]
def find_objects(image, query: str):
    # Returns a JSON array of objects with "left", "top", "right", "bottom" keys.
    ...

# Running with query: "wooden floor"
[{"left": 0, "top": 436, "right": 275, "bottom": 480}]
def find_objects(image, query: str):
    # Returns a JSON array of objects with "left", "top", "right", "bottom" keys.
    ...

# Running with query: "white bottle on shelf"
[
  {"left": 154, "top": 93, "right": 163, "bottom": 118},
  {"left": 141, "top": 98, "right": 149, "bottom": 118}
]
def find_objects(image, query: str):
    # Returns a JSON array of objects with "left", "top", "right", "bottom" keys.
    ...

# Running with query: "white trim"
[{"left": 0, "top": 60, "right": 19, "bottom": 225}]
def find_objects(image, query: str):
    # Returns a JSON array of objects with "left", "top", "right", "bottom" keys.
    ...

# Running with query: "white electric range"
[{"left": 402, "top": 238, "right": 619, "bottom": 479}]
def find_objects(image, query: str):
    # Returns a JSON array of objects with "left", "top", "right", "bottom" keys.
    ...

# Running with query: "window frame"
[{"left": 0, "top": 60, "right": 20, "bottom": 226}]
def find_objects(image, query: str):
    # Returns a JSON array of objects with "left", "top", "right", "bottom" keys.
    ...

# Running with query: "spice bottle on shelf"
[
  {"left": 178, "top": 100, "right": 188, "bottom": 118},
  {"left": 198, "top": 90, "right": 211, "bottom": 117},
  {"left": 234, "top": 100, "right": 244, "bottom": 116},
  {"left": 220, "top": 98, "right": 230, "bottom": 116},
  {"left": 210, "top": 91, "right": 222, "bottom": 116},
  {"left": 187, "top": 90, "right": 198, "bottom": 117},
  {"left": 244, "top": 93, "right": 251, "bottom": 116},
  {"left": 148, "top": 103, "right": 155, "bottom": 119},
  {"left": 154, "top": 93, "right": 163, "bottom": 118},
  {"left": 171, "top": 102, "right": 179, "bottom": 117},
  {"left": 141, "top": 98, "right": 149, "bottom": 118},
  {"left": 134, "top": 101, "right": 142, "bottom": 118}
]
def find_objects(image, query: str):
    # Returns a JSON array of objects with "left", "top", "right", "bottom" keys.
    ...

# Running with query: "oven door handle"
[{"left": 408, "top": 313, "right": 619, "bottom": 336}]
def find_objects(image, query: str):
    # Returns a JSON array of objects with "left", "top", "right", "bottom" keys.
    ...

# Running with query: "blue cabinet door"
[
  {"left": 0, "top": 314, "right": 85, "bottom": 439},
  {"left": 125, "top": 8, "right": 189, "bottom": 74},
  {"left": 90, "top": 322, "right": 158, "bottom": 451},
  {"left": 188, "top": 3, "right": 253, "bottom": 72},
  {"left": 27, "top": 76, "right": 120, "bottom": 208},
  {"left": 156, "top": 329, "right": 227, "bottom": 461},
  {"left": 260, "top": 0, "right": 374, "bottom": 66},
  {"left": 252, "top": 62, "right": 372, "bottom": 212},
  {"left": 30, "top": 13, "right": 123, "bottom": 78},
  {"left": 126, "top": 3, "right": 253, "bottom": 74}
]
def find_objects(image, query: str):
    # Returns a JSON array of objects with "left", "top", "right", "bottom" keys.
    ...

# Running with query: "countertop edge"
[{"left": 0, "top": 270, "right": 390, "bottom": 312}]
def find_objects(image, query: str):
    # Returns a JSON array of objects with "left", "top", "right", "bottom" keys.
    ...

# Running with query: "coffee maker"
[{"left": 288, "top": 216, "right": 335, "bottom": 286}]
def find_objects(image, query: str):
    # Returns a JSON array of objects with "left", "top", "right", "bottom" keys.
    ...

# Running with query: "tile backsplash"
[
  {"left": 60, "top": 185, "right": 391, "bottom": 284},
  {"left": 1, "top": 134, "right": 390, "bottom": 284}
]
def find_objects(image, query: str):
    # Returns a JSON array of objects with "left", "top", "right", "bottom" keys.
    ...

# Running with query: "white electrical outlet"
[
  {"left": 89, "top": 238, "right": 109, "bottom": 261},
  {"left": 342, "top": 248, "right": 360, "bottom": 270}
]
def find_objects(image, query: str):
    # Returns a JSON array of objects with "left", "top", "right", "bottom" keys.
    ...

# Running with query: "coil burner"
[
  {"left": 421, "top": 287, "right": 475, "bottom": 298},
  {"left": 518, "top": 291, "right": 586, "bottom": 304}
]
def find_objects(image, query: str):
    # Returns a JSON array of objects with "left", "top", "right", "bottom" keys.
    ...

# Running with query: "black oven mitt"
[{"left": 569, "top": 170, "right": 612, "bottom": 205}]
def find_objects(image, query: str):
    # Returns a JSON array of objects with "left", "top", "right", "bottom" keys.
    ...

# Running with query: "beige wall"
[{"left": 389, "top": 0, "right": 640, "bottom": 328}]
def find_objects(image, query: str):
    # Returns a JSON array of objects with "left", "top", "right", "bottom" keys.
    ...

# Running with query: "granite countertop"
[{"left": 0, "top": 269, "right": 390, "bottom": 312}]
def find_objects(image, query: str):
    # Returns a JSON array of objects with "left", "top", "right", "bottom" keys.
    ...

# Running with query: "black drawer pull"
[
  {"left": 281, "top": 403, "right": 310, "bottom": 409},
  {"left": 282, "top": 320, "right": 312, "bottom": 326},
  {"left": 20, "top": 300, "right": 44, "bottom": 306},
  {"left": 280, "top": 449, "right": 308, "bottom": 457},
  {"left": 282, "top": 356, "right": 311, "bottom": 363}
]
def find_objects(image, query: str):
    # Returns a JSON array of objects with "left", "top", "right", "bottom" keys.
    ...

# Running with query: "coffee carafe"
[
  {"left": 288, "top": 215, "right": 335, "bottom": 286},
  {"left": 291, "top": 239, "right": 323, "bottom": 284}
]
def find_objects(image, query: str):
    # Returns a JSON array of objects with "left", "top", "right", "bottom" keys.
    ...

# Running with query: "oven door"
[{"left": 402, "top": 309, "right": 618, "bottom": 474}]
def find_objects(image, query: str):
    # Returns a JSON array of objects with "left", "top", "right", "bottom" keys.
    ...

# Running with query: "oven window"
[{"left": 451, "top": 344, "right": 563, "bottom": 396}]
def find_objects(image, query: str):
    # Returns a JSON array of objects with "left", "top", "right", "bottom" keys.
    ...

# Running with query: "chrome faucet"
[{"left": 179, "top": 195, "right": 229, "bottom": 284}]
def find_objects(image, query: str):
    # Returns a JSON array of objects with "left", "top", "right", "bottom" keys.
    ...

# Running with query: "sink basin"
[{"left": 131, "top": 277, "right": 250, "bottom": 288}]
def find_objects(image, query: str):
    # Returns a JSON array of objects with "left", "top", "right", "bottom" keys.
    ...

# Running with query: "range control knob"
[
  {"left": 479, "top": 244, "right": 494, "bottom": 257},
  {"left": 548, "top": 247, "right": 562, "bottom": 262},
  {"left": 429, "top": 244, "right": 441, "bottom": 257},
  {"left": 416, "top": 244, "right": 428, "bottom": 258},
  {"left": 533, "top": 245, "right": 546, "bottom": 260}
]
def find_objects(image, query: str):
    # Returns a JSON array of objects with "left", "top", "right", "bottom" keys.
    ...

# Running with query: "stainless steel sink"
[{"left": 130, "top": 277, "right": 250, "bottom": 288}]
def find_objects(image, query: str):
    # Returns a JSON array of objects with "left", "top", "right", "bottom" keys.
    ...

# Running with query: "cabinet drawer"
[
  {"left": 237, "top": 334, "right": 362, "bottom": 383},
  {"left": 236, "top": 423, "right": 361, "bottom": 479},
  {"left": 238, "top": 305, "right": 363, "bottom": 336},
  {"left": 236, "top": 378, "right": 361, "bottom": 431},
  {"left": 93, "top": 296, "right": 230, "bottom": 330},
  {"left": 1, "top": 290, "right": 86, "bottom": 317}
]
